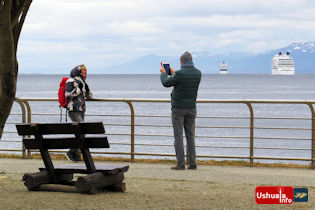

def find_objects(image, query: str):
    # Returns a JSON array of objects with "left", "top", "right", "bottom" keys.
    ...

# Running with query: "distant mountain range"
[{"left": 100, "top": 41, "right": 315, "bottom": 74}]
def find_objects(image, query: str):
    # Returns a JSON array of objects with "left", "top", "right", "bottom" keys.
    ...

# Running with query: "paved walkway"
[{"left": 0, "top": 158, "right": 314, "bottom": 209}]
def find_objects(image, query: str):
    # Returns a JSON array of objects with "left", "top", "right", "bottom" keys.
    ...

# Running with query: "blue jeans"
[{"left": 172, "top": 108, "right": 196, "bottom": 167}]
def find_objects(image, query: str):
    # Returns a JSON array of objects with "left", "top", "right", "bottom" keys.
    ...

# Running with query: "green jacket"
[{"left": 160, "top": 65, "right": 202, "bottom": 109}]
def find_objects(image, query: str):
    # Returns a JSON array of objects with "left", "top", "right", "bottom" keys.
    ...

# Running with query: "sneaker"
[
  {"left": 187, "top": 165, "right": 197, "bottom": 170},
  {"left": 65, "top": 151, "right": 76, "bottom": 162},
  {"left": 74, "top": 153, "right": 82, "bottom": 162},
  {"left": 171, "top": 165, "right": 185, "bottom": 170}
]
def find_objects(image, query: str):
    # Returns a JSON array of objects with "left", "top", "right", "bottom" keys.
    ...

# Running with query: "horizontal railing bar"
[
  {"left": 136, "top": 115, "right": 248, "bottom": 119},
  {"left": 110, "top": 142, "right": 311, "bottom": 151},
  {"left": 198, "top": 116, "right": 310, "bottom": 120},
  {"left": 197, "top": 116, "right": 249, "bottom": 119},
  {"left": 86, "top": 114, "right": 131, "bottom": 117},
  {"left": 134, "top": 124, "right": 172, "bottom": 128},
  {"left": 30, "top": 113, "right": 132, "bottom": 117},
  {"left": 254, "top": 127, "right": 311, "bottom": 130},
  {"left": 110, "top": 142, "right": 251, "bottom": 149},
  {"left": 139, "top": 134, "right": 311, "bottom": 141},
  {"left": 197, "top": 99, "right": 315, "bottom": 104},
  {"left": 131, "top": 153, "right": 310, "bottom": 161},
  {"left": 255, "top": 116, "right": 311, "bottom": 120},
  {"left": 135, "top": 115, "right": 169, "bottom": 118},
  {"left": 20, "top": 98, "right": 315, "bottom": 104},
  {"left": 7, "top": 132, "right": 309, "bottom": 142},
  {"left": 0, "top": 149, "right": 23, "bottom": 152},
  {"left": 254, "top": 147, "right": 311, "bottom": 151},
  {"left": 6, "top": 132, "right": 310, "bottom": 142},
  {"left": 91, "top": 151, "right": 132, "bottom": 155},
  {"left": 105, "top": 133, "right": 250, "bottom": 139},
  {"left": 109, "top": 143, "right": 131, "bottom": 146},
  {"left": 13, "top": 120, "right": 311, "bottom": 131},
  {"left": 253, "top": 156, "right": 311, "bottom": 161},
  {"left": 23, "top": 112, "right": 313, "bottom": 120},
  {"left": 197, "top": 126, "right": 311, "bottom": 130},
  {"left": 135, "top": 115, "right": 264, "bottom": 119},
  {"left": 30, "top": 113, "right": 60, "bottom": 116},
  {"left": 23, "top": 112, "right": 315, "bottom": 121},
  {"left": 105, "top": 133, "right": 249, "bottom": 139},
  {"left": 46, "top": 151, "right": 132, "bottom": 156},
  {"left": 0, "top": 140, "right": 22, "bottom": 143},
  {"left": 255, "top": 136, "right": 311, "bottom": 141},
  {"left": 134, "top": 125, "right": 250, "bottom": 129},
  {"left": 2, "top": 131, "right": 19, "bottom": 134},
  {"left": 132, "top": 153, "right": 250, "bottom": 159},
  {"left": 133, "top": 144, "right": 311, "bottom": 151},
  {"left": 1, "top": 142, "right": 309, "bottom": 151},
  {"left": 4, "top": 122, "right": 22, "bottom": 125},
  {"left": 46, "top": 151, "right": 247, "bottom": 159},
  {"left": 10, "top": 120, "right": 312, "bottom": 131},
  {"left": 103, "top": 124, "right": 131, "bottom": 127}
]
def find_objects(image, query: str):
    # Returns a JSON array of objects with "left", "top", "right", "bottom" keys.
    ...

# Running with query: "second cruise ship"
[{"left": 271, "top": 52, "right": 295, "bottom": 75}]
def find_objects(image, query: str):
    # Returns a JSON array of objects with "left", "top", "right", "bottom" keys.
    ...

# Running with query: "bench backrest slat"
[
  {"left": 16, "top": 122, "right": 108, "bottom": 175},
  {"left": 16, "top": 122, "right": 105, "bottom": 135},
  {"left": 23, "top": 137, "right": 110, "bottom": 149}
]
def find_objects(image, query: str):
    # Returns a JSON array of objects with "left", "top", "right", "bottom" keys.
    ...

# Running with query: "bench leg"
[
  {"left": 75, "top": 172, "right": 124, "bottom": 194},
  {"left": 23, "top": 171, "right": 73, "bottom": 191},
  {"left": 104, "top": 182, "right": 126, "bottom": 192}
]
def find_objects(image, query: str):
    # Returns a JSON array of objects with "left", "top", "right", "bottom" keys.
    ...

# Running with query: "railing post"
[
  {"left": 245, "top": 102, "right": 254, "bottom": 167},
  {"left": 126, "top": 101, "right": 135, "bottom": 162},
  {"left": 306, "top": 103, "right": 315, "bottom": 169},
  {"left": 22, "top": 100, "right": 32, "bottom": 124},
  {"left": 22, "top": 100, "right": 32, "bottom": 159},
  {"left": 14, "top": 98, "right": 26, "bottom": 158}
]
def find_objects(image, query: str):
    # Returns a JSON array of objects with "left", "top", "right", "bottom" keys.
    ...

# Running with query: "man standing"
[{"left": 160, "top": 51, "right": 202, "bottom": 170}]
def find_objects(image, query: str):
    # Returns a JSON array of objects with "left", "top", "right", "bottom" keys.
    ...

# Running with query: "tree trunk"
[{"left": 0, "top": 0, "right": 32, "bottom": 138}]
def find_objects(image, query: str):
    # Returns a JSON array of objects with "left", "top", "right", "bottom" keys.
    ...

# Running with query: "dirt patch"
[{"left": 0, "top": 158, "right": 314, "bottom": 209}]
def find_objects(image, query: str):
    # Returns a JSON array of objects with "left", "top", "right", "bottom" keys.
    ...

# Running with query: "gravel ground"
[{"left": 0, "top": 158, "right": 314, "bottom": 209}]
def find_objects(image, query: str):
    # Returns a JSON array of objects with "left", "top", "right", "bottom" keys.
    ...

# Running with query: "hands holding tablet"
[{"left": 160, "top": 62, "right": 175, "bottom": 75}]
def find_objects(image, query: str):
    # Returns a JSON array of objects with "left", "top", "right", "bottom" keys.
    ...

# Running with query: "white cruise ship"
[
  {"left": 271, "top": 52, "right": 295, "bottom": 75},
  {"left": 220, "top": 61, "right": 228, "bottom": 74}
]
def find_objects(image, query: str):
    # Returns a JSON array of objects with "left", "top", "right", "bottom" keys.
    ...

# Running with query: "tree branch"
[
  {"left": 11, "top": 0, "right": 26, "bottom": 28},
  {"left": 13, "top": 0, "right": 32, "bottom": 52}
]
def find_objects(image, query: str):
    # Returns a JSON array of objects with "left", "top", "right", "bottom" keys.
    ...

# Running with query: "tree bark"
[{"left": 0, "top": 0, "right": 32, "bottom": 138}]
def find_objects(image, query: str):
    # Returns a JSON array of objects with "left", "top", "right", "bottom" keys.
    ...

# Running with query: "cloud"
[{"left": 17, "top": 0, "right": 315, "bottom": 73}]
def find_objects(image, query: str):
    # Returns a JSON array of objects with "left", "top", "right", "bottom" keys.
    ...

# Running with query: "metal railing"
[{"left": 0, "top": 98, "right": 314, "bottom": 168}]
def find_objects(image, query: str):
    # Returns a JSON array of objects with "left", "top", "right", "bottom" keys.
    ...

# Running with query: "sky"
[{"left": 17, "top": 0, "right": 315, "bottom": 73}]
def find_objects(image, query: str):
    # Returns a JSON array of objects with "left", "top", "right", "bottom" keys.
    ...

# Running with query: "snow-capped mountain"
[
  {"left": 101, "top": 42, "right": 315, "bottom": 74},
  {"left": 286, "top": 42, "right": 315, "bottom": 53}
]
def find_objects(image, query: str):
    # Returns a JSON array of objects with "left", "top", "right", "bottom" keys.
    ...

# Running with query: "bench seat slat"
[
  {"left": 16, "top": 122, "right": 105, "bottom": 135},
  {"left": 39, "top": 164, "right": 129, "bottom": 175},
  {"left": 23, "top": 137, "right": 109, "bottom": 149}
]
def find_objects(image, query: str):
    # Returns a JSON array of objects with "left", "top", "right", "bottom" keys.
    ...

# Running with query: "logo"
[
  {"left": 255, "top": 186, "right": 293, "bottom": 204},
  {"left": 294, "top": 188, "right": 308, "bottom": 202}
]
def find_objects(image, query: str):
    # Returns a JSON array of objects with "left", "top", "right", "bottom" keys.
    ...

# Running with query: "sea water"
[{"left": 2, "top": 74, "right": 315, "bottom": 165}]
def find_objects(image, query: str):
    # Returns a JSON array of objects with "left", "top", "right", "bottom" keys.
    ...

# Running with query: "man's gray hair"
[{"left": 180, "top": 51, "right": 193, "bottom": 63}]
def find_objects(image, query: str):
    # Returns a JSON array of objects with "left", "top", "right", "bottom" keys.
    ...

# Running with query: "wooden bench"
[{"left": 16, "top": 122, "right": 129, "bottom": 194}]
